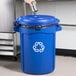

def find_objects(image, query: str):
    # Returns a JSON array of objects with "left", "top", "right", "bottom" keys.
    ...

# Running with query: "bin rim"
[
  {"left": 15, "top": 24, "right": 58, "bottom": 29},
  {"left": 14, "top": 25, "right": 62, "bottom": 32}
]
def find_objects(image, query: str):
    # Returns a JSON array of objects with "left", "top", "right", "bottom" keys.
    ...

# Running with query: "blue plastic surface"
[
  {"left": 14, "top": 15, "right": 62, "bottom": 75},
  {"left": 15, "top": 15, "right": 59, "bottom": 26}
]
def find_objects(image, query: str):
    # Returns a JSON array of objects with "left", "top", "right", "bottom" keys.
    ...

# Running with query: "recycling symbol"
[{"left": 33, "top": 42, "right": 45, "bottom": 53}]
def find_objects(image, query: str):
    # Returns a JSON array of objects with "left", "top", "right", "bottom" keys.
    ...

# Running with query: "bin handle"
[
  {"left": 14, "top": 26, "right": 19, "bottom": 32},
  {"left": 14, "top": 22, "right": 21, "bottom": 32},
  {"left": 56, "top": 25, "right": 62, "bottom": 31}
]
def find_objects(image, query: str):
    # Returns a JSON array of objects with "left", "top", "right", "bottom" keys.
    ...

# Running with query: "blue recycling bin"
[{"left": 14, "top": 15, "right": 62, "bottom": 75}]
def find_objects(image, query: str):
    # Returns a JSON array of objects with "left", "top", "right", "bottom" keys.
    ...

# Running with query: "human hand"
[{"left": 24, "top": 0, "right": 36, "bottom": 5}]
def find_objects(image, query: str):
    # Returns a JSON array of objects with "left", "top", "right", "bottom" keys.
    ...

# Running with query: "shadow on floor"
[{"left": 0, "top": 55, "right": 22, "bottom": 73}]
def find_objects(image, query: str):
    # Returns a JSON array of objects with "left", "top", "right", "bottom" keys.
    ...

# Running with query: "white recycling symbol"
[{"left": 33, "top": 42, "right": 45, "bottom": 53}]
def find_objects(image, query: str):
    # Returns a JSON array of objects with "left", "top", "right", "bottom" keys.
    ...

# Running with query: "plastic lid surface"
[{"left": 16, "top": 15, "right": 59, "bottom": 26}]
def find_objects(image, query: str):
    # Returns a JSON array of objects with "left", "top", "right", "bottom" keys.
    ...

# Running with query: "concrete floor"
[{"left": 0, "top": 56, "right": 76, "bottom": 76}]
